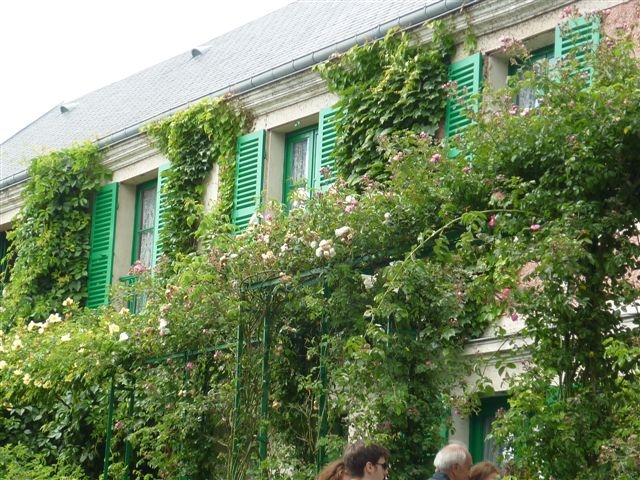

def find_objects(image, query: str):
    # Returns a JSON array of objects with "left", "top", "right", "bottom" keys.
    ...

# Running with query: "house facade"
[{"left": 0, "top": 0, "right": 636, "bottom": 468}]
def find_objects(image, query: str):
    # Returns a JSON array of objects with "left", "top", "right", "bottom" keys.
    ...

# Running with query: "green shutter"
[
  {"left": 232, "top": 130, "right": 265, "bottom": 229},
  {"left": 87, "top": 183, "right": 118, "bottom": 308},
  {"left": 313, "top": 107, "right": 338, "bottom": 190},
  {"left": 444, "top": 52, "right": 483, "bottom": 138},
  {"left": 0, "top": 231, "right": 9, "bottom": 285},
  {"left": 153, "top": 163, "right": 170, "bottom": 266},
  {"left": 555, "top": 16, "right": 600, "bottom": 74}
]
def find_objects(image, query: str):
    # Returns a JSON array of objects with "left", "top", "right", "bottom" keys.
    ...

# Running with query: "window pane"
[
  {"left": 138, "top": 231, "right": 154, "bottom": 268},
  {"left": 483, "top": 416, "right": 499, "bottom": 462},
  {"left": 141, "top": 187, "right": 157, "bottom": 230},
  {"left": 516, "top": 87, "right": 538, "bottom": 108},
  {"left": 291, "top": 139, "right": 308, "bottom": 182}
]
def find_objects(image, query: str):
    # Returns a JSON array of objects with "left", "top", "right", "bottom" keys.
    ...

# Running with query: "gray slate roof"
[{"left": 0, "top": 0, "right": 436, "bottom": 183}]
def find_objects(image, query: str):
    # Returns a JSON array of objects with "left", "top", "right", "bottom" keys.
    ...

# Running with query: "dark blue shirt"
[{"left": 428, "top": 472, "right": 450, "bottom": 480}]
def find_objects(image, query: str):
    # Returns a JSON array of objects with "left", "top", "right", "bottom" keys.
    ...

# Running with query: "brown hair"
[
  {"left": 343, "top": 441, "right": 390, "bottom": 478},
  {"left": 318, "top": 459, "right": 346, "bottom": 480},
  {"left": 470, "top": 461, "right": 500, "bottom": 480}
]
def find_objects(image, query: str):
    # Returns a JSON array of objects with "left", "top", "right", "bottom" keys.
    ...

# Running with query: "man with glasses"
[
  {"left": 343, "top": 440, "right": 390, "bottom": 480},
  {"left": 429, "top": 442, "right": 473, "bottom": 480}
]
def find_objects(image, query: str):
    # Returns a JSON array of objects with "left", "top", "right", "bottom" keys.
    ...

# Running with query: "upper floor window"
[
  {"left": 283, "top": 126, "right": 318, "bottom": 204},
  {"left": 132, "top": 180, "right": 157, "bottom": 268},
  {"left": 508, "top": 45, "right": 555, "bottom": 108},
  {"left": 231, "top": 107, "right": 337, "bottom": 229}
]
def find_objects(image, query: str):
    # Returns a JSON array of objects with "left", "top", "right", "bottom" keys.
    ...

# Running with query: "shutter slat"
[
  {"left": 232, "top": 130, "right": 265, "bottom": 229},
  {"left": 444, "top": 52, "right": 483, "bottom": 138},
  {"left": 87, "top": 183, "right": 118, "bottom": 308}
]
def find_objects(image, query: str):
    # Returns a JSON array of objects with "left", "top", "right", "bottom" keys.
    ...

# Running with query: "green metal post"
[
  {"left": 124, "top": 381, "right": 135, "bottom": 480},
  {"left": 231, "top": 322, "right": 244, "bottom": 478},
  {"left": 316, "top": 282, "right": 330, "bottom": 472},
  {"left": 103, "top": 375, "right": 116, "bottom": 480},
  {"left": 259, "top": 307, "right": 272, "bottom": 460}
]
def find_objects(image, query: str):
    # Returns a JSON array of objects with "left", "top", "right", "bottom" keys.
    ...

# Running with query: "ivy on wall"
[
  {"left": 144, "top": 96, "right": 253, "bottom": 260},
  {"left": 316, "top": 23, "right": 455, "bottom": 183},
  {"left": 0, "top": 142, "right": 110, "bottom": 325}
]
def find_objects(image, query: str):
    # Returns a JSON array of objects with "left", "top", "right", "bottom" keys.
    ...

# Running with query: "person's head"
[
  {"left": 343, "top": 441, "right": 390, "bottom": 480},
  {"left": 469, "top": 461, "right": 499, "bottom": 480},
  {"left": 318, "top": 459, "right": 347, "bottom": 480},
  {"left": 433, "top": 443, "right": 472, "bottom": 480}
]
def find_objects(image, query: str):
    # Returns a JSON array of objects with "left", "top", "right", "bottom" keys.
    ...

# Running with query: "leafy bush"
[{"left": 0, "top": 443, "right": 88, "bottom": 480}]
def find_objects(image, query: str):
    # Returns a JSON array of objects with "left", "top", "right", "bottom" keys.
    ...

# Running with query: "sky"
[{"left": 0, "top": 0, "right": 294, "bottom": 143}]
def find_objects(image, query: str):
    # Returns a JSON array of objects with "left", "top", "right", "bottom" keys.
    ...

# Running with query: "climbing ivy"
[
  {"left": 0, "top": 142, "right": 110, "bottom": 326},
  {"left": 315, "top": 23, "right": 455, "bottom": 183},
  {"left": 144, "top": 96, "right": 253, "bottom": 260}
]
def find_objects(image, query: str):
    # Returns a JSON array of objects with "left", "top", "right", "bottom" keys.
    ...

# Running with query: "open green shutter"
[
  {"left": 0, "top": 231, "right": 9, "bottom": 285},
  {"left": 153, "top": 163, "right": 170, "bottom": 266},
  {"left": 444, "top": 52, "right": 483, "bottom": 138},
  {"left": 313, "top": 107, "right": 338, "bottom": 190},
  {"left": 555, "top": 17, "right": 600, "bottom": 81},
  {"left": 232, "top": 130, "right": 265, "bottom": 229},
  {"left": 87, "top": 183, "right": 118, "bottom": 308}
]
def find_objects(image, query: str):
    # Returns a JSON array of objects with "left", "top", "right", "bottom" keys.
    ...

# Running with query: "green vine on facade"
[
  {"left": 0, "top": 142, "right": 110, "bottom": 326},
  {"left": 144, "top": 96, "right": 253, "bottom": 260},
  {"left": 316, "top": 23, "right": 455, "bottom": 183}
]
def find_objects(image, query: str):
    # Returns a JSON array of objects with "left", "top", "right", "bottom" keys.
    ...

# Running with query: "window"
[
  {"left": 132, "top": 180, "right": 157, "bottom": 268},
  {"left": 87, "top": 164, "right": 168, "bottom": 309},
  {"left": 283, "top": 126, "right": 317, "bottom": 203},
  {"left": 508, "top": 45, "right": 555, "bottom": 108},
  {"left": 503, "top": 16, "right": 600, "bottom": 109},
  {"left": 115, "top": 165, "right": 169, "bottom": 313},
  {"left": 232, "top": 107, "right": 337, "bottom": 229}
]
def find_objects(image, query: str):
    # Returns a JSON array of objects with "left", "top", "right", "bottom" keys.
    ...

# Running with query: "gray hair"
[{"left": 433, "top": 443, "right": 471, "bottom": 472}]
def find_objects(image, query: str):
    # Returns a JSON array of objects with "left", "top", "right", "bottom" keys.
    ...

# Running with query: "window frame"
[
  {"left": 469, "top": 395, "right": 510, "bottom": 463},
  {"left": 508, "top": 45, "right": 555, "bottom": 108},
  {"left": 282, "top": 125, "right": 318, "bottom": 204},
  {"left": 507, "top": 44, "right": 555, "bottom": 77},
  {"left": 131, "top": 179, "right": 158, "bottom": 268}
]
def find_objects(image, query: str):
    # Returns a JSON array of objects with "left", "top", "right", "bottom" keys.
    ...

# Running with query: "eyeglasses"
[{"left": 375, "top": 462, "right": 390, "bottom": 471}]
